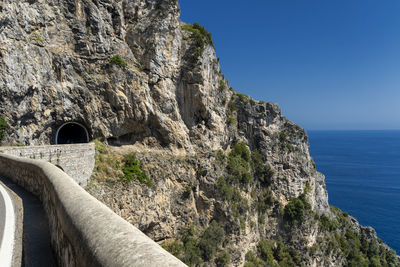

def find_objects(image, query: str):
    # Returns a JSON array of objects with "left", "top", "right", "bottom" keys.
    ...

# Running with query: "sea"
[{"left": 308, "top": 130, "right": 400, "bottom": 254}]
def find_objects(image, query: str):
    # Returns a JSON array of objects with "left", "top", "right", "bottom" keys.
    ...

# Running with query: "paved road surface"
[
  {"left": 0, "top": 180, "right": 14, "bottom": 267},
  {"left": 0, "top": 183, "right": 6, "bottom": 250},
  {"left": 0, "top": 176, "right": 57, "bottom": 267}
]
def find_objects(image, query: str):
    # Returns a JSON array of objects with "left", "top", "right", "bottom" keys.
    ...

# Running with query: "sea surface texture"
[{"left": 308, "top": 130, "right": 400, "bottom": 254}]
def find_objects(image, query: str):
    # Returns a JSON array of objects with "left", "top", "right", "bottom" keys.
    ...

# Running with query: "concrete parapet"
[
  {"left": 0, "top": 143, "right": 95, "bottom": 186},
  {"left": 0, "top": 154, "right": 186, "bottom": 267}
]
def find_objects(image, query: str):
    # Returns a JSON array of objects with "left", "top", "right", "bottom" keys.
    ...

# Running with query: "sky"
[{"left": 179, "top": 0, "right": 400, "bottom": 130}]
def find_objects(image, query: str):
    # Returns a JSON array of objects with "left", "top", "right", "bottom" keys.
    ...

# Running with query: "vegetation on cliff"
[
  {"left": 108, "top": 55, "right": 128, "bottom": 67},
  {"left": 0, "top": 116, "right": 7, "bottom": 142},
  {"left": 122, "top": 153, "right": 152, "bottom": 186},
  {"left": 89, "top": 134, "right": 400, "bottom": 267},
  {"left": 90, "top": 140, "right": 151, "bottom": 187},
  {"left": 162, "top": 221, "right": 227, "bottom": 266},
  {"left": 181, "top": 22, "right": 214, "bottom": 61},
  {"left": 1, "top": 0, "right": 398, "bottom": 265},
  {"left": 310, "top": 206, "right": 399, "bottom": 267}
]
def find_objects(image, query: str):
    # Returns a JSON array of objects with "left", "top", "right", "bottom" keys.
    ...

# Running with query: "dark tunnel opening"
[{"left": 55, "top": 122, "right": 89, "bottom": 144}]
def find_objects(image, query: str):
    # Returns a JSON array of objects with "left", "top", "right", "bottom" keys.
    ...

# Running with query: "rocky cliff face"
[
  {"left": 0, "top": 0, "right": 228, "bottom": 150},
  {"left": 1, "top": 0, "right": 398, "bottom": 266},
  {"left": 0, "top": 0, "right": 328, "bottom": 211}
]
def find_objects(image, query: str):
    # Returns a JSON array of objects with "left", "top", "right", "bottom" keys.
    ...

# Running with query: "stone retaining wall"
[
  {"left": 0, "top": 144, "right": 95, "bottom": 186},
  {"left": 0, "top": 154, "right": 186, "bottom": 267}
]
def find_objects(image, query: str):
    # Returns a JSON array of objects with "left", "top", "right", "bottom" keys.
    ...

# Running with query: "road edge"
[{"left": 0, "top": 182, "right": 15, "bottom": 267}]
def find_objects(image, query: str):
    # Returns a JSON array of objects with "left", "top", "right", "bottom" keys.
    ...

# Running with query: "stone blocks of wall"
[
  {"left": 0, "top": 143, "right": 95, "bottom": 186},
  {"left": 0, "top": 154, "right": 186, "bottom": 267}
]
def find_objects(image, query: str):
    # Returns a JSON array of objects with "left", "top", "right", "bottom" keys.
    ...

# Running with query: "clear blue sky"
[{"left": 179, "top": 0, "right": 400, "bottom": 130}]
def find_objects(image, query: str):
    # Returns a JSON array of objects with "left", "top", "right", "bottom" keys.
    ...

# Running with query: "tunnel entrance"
[{"left": 55, "top": 122, "right": 89, "bottom": 144}]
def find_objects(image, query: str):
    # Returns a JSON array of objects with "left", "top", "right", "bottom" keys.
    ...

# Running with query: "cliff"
[{"left": 0, "top": 0, "right": 398, "bottom": 266}]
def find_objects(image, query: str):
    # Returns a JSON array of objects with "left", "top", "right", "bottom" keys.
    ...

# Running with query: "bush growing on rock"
[
  {"left": 199, "top": 221, "right": 225, "bottom": 260},
  {"left": 254, "top": 188, "right": 274, "bottom": 214},
  {"left": 227, "top": 99, "right": 238, "bottom": 115},
  {"left": 219, "top": 80, "right": 226, "bottom": 91},
  {"left": 109, "top": 55, "right": 127, "bottom": 67},
  {"left": 181, "top": 22, "right": 213, "bottom": 61},
  {"left": 227, "top": 142, "right": 252, "bottom": 184},
  {"left": 319, "top": 214, "right": 339, "bottom": 231},
  {"left": 0, "top": 116, "right": 7, "bottom": 142},
  {"left": 164, "top": 221, "right": 227, "bottom": 266},
  {"left": 284, "top": 193, "right": 311, "bottom": 225},
  {"left": 251, "top": 150, "right": 274, "bottom": 185},
  {"left": 215, "top": 250, "right": 230, "bottom": 267},
  {"left": 122, "top": 153, "right": 151, "bottom": 186},
  {"left": 226, "top": 115, "right": 235, "bottom": 125},
  {"left": 244, "top": 238, "right": 300, "bottom": 267}
]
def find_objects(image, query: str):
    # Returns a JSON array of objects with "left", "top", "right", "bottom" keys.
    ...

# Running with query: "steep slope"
[
  {"left": 0, "top": 0, "right": 228, "bottom": 150},
  {"left": 0, "top": 0, "right": 398, "bottom": 266}
]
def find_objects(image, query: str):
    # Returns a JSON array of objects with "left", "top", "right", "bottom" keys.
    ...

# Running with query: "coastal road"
[
  {"left": 0, "top": 176, "right": 57, "bottom": 267},
  {"left": 0, "top": 180, "right": 15, "bottom": 267}
]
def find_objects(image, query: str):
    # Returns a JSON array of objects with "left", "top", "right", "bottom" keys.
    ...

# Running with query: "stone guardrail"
[
  {"left": 0, "top": 143, "right": 95, "bottom": 186},
  {"left": 0, "top": 154, "right": 186, "bottom": 267}
]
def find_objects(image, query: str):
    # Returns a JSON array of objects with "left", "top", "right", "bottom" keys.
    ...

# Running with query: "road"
[
  {"left": 0, "top": 180, "right": 15, "bottom": 267},
  {"left": 0, "top": 176, "right": 57, "bottom": 267}
]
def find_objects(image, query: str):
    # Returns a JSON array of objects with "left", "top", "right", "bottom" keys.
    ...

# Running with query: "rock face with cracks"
[
  {"left": 1, "top": 0, "right": 398, "bottom": 266},
  {"left": 0, "top": 0, "right": 228, "bottom": 150}
]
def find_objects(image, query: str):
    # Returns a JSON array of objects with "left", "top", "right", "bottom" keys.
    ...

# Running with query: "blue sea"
[{"left": 308, "top": 130, "right": 400, "bottom": 254}]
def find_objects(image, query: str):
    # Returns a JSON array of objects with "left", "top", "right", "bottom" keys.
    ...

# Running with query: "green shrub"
[
  {"left": 36, "top": 36, "right": 44, "bottom": 43},
  {"left": 237, "top": 93, "right": 250, "bottom": 103},
  {"left": 227, "top": 99, "right": 238, "bottom": 115},
  {"left": 162, "top": 240, "right": 184, "bottom": 259},
  {"left": 173, "top": 224, "right": 201, "bottom": 265},
  {"left": 216, "top": 176, "right": 248, "bottom": 218},
  {"left": 251, "top": 150, "right": 274, "bottom": 185},
  {"left": 216, "top": 149, "right": 225, "bottom": 162},
  {"left": 255, "top": 189, "right": 274, "bottom": 213},
  {"left": 181, "top": 22, "right": 213, "bottom": 46},
  {"left": 121, "top": 153, "right": 151, "bottom": 186},
  {"left": 169, "top": 222, "right": 226, "bottom": 265},
  {"left": 226, "top": 116, "right": 235, "bottom": 125},
  {"left": 230, "top": 142, "right": 250, "bottom": 162},
  {"left": 109, "top": 55, "right": 127, "bottom": 67},
  {"left": 279, "top": 131, "right": 287, "bottom": 143},
  {"left": 216, "top": 177, "right": 234, "bottom": 200},
  {"left": 215, "top": 250, "right": 230, "bottom": 267},
  {"left": 219, "top": 80, "right": 226, "bottom": 91},
  {"left": 245, "top": 238, "right": 299, "bottom": 267},
  {"left": 196, "top": 166, "right": 206, "bottom": 177},
  {"left": 284, "top": 193, "right": 311, "bottom": 225},
  {"left": 199, "top": 221, "right": 225, "bottom": 260},
  {"left": 317, "top": 206, "right": 400, "bottom": 267},
  {"left": 0, "top": 116, "right": 7, "bottom": 142},
  {"left": 181, "top": 22, "right": 213, "bottom": 61},
  {"left": 319, "top": 214, "right": 339, "bottom": 231},
  {"left": 94, "top": 139, "right": 108, "bottom": 154},
  {"left": 385, "top": 249, "right": 399, "bottom": 266},
  {"left": 274, "top": 238, "right": 300, "bottom": 267},
  {"left": 257, "top": 239, "right": 275, "bottom": 264},
  {"left": 226, "top": 142, "right": 252, "bottom": 184},
  {"left": 244, "top": 251, "right": 264, "bottom": 267},
  {"left": 227, "top": 154, "right": 251, "bottom": 184}
]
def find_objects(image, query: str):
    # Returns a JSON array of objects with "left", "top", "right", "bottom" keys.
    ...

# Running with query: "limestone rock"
[{"left": 1, "top": 1, "right": 396, "bottom": 266}]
